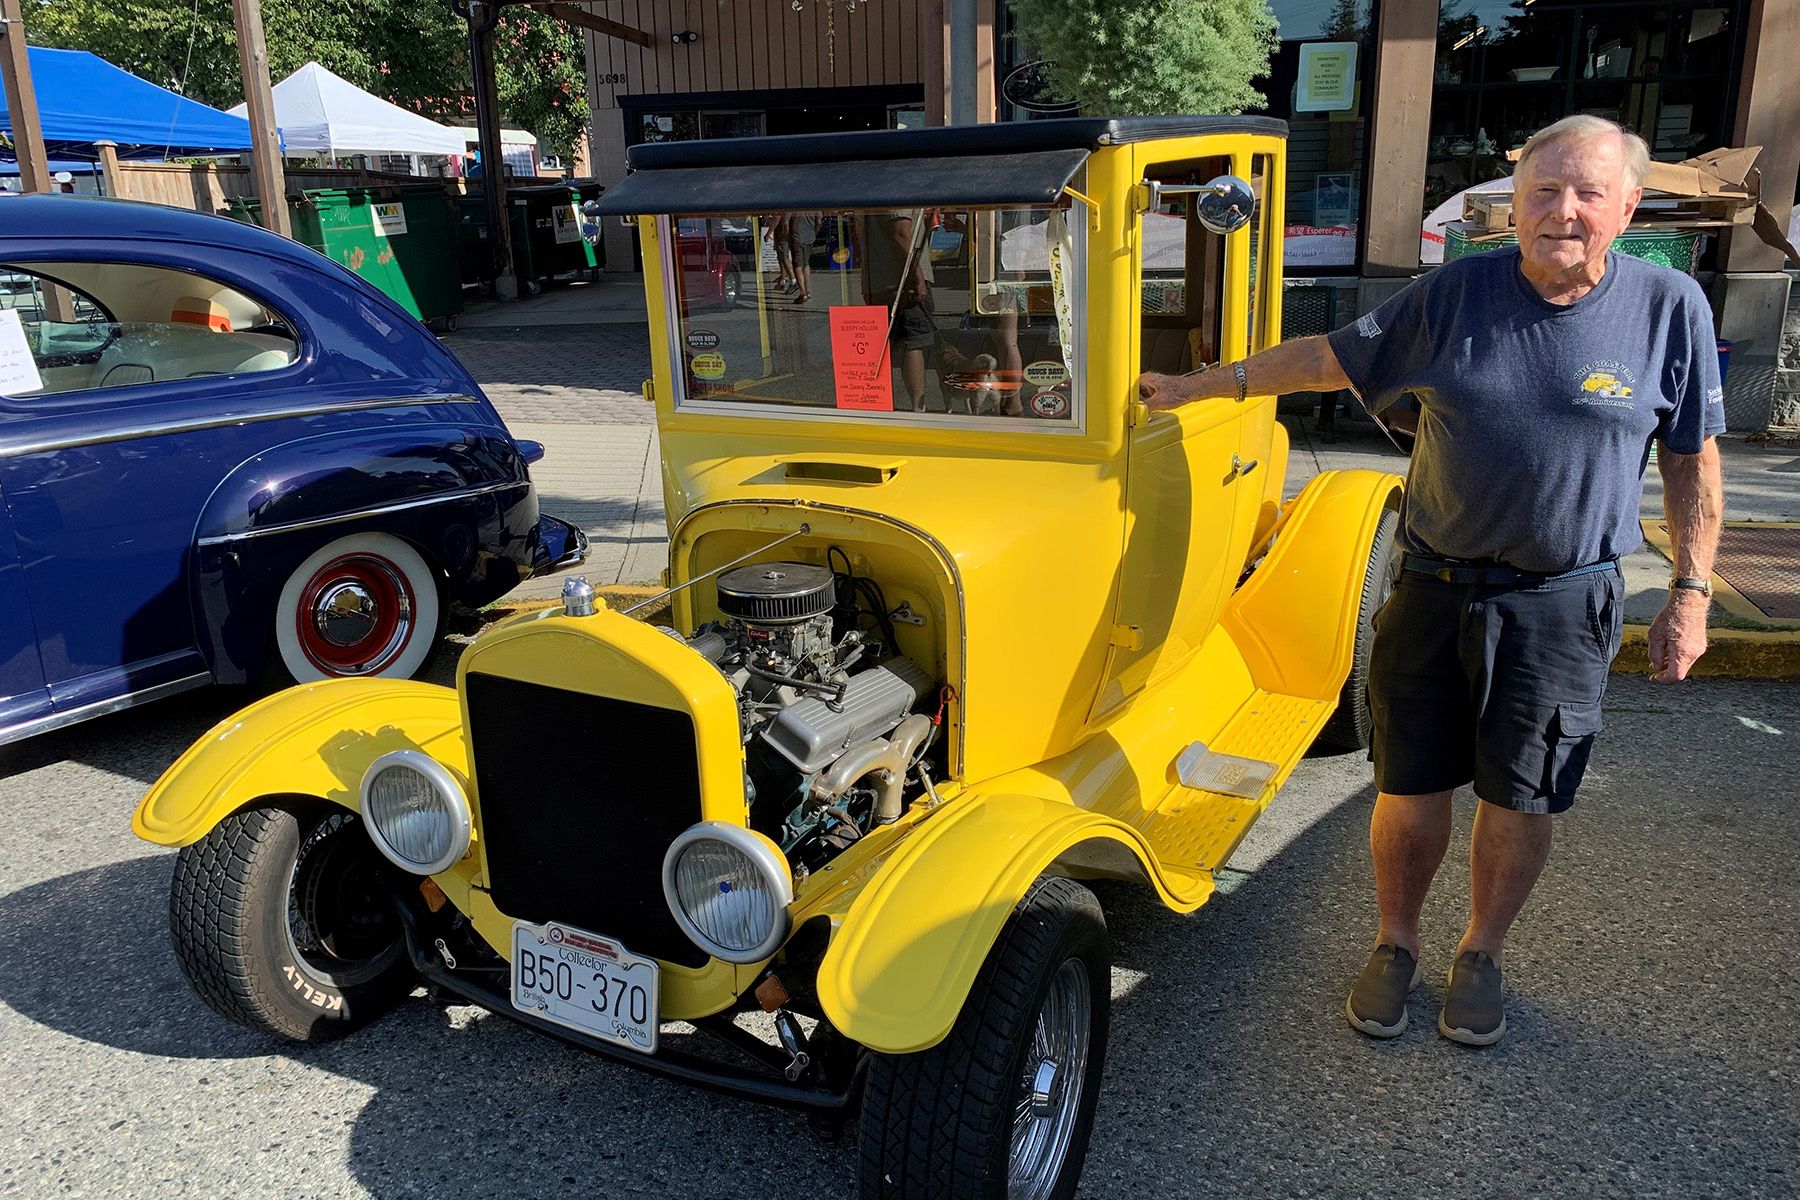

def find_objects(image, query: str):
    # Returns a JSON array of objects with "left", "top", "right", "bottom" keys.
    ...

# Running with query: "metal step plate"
[{"left": 1174, "top": 741, "right": 1278, "bottom": 800}]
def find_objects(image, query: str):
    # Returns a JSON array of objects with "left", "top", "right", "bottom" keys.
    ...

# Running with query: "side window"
[
  {"left": 1139, "top": 157, "right": 1229, "bottom": 377},
  {"left": 0, "top": 261, "right": 299, "bottom": 400}
]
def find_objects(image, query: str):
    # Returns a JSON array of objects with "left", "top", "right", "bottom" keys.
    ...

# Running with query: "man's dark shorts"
[{"left": 1368, "top": 565, "right": 1624, "bottom": 814}]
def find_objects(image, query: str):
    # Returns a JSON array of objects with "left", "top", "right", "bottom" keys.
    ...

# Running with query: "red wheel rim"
[{"left": 294, "top": 552, "right": 416, "bottom": 675}]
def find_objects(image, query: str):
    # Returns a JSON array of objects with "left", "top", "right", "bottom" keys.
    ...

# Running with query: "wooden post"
[
  {"left": 1361, "top": 0, "right": 1438, "bottom": 276},
  {"left": 1721, "top": 0, "right": 1799, "bottom": 274},
  {"left": 0, "top": 0, "right": 53, "bottom": 195},
  {"left": 467, "top": 0, "right": 518, "bottom": 300},
  {"left": 95, "top": 139, "right": 121, "bottom": 198},
  {"left": 231, "top": 0, "right": 290, "bottom": 235}
]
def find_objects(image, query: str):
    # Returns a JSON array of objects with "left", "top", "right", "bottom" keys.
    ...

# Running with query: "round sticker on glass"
[
  {"left": 1029, "top": 390, "right": 1070, "bottom": 419},
  {"left": 691, "top": 352, "right": 727, "bottom": 380},
  {"left": 686, "top": 329, "right": 721, "bottom": 352},
  {"left": 1023, "top": 360, "right": 1068, "bottom": 388}
]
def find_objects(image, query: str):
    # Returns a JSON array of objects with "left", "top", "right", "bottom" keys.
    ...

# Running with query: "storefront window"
[
  {"left": 1258, "top": 0, "right": 1375, "bottom": 273},
  {"left": 1425, "top": 1, "right": 1744, "bottom": 222}
]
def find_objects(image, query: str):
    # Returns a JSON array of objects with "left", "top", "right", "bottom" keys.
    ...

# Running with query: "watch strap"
[
  {"left": 1233, "top": 361, "right": 1248, "bottom": 403},
  {"left": 1670, "top": 576, "right": 1712, "bottom": 596}
]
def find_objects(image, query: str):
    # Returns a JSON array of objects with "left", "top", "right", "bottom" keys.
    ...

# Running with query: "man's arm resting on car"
[
  {"left": 1650, "top": 437, "right": 1723, "bottom": 684},
  {"left": 1138, "top": 335, "right": 1351, "bottom": 410}
]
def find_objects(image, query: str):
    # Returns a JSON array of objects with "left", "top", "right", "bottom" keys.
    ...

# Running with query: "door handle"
[{"left": 1232, "top": 453, "right": 1259, "bottom": 478}]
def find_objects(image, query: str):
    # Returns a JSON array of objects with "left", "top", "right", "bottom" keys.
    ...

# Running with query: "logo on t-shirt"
[
  {"left": 1354, "top": 312, "right": 1382, "bottom": 338},
  {"left": 1572, "top": 362, "right": 1637, "bottom": 409}
]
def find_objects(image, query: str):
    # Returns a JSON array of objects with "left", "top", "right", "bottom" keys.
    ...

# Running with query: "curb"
[
  {"left": 487, "top": 584, "right": 670, "bottom": 621},
  {"left": 1615, "top": 624, "right": 1800, "bottom": 680}
]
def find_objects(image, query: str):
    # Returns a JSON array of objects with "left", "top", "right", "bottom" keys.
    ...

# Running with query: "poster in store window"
[{"left": 1295, "top": 42, "right": 1358, "bottom": 113}]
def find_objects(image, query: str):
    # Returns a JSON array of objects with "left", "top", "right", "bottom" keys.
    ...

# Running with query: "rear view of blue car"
[{"left": 0, "top": 194, "right": 585, "bottom": 744}]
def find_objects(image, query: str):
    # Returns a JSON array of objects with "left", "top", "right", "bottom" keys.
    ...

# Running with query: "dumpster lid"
[{"left": 596, "top": 148, "right": 1092, "bottom": 215}]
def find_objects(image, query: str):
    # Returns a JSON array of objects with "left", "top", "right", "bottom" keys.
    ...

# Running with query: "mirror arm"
[{"left": 1135, "top": 180, "right": 1231, "bottom": 213}]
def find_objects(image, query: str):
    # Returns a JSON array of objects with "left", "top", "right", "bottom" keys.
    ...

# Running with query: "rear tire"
[
  {"left": 1314, "top": 505, "right": 1400, "bottom": 753},
  {"left": 169, "top": 802, "right": 414, "bottom": 1041},
  {"left": 859, "top": 876, "right": 1109, "bottom": 1200},
  {"left": 271, "top": 532, "right": 442, "bottom": 683}
]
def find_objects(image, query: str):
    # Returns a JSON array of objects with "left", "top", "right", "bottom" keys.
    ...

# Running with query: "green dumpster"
[
  {"left": 509, "top": 184, "right": 598, "bottom": 289},
  {"left": 232, "top": 185, "right": 464, "bottom": 326}
]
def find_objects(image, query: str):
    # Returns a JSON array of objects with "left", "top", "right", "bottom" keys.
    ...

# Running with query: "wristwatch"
[
  {"left": 1232, "top": 361, "right": 1248, "bottom": 403},
  {"left": 1670, "top": 576, "right": 1713, "bottom": 598}
]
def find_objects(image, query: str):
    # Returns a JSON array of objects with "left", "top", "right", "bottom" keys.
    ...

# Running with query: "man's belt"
[{"left": 1401, "top": 553, "right": 1619, "bottom": 587}]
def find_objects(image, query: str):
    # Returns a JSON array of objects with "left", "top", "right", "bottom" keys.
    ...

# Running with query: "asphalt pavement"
[{"left": 0, "top": 660, "right": 1794, "bottom": 1198}]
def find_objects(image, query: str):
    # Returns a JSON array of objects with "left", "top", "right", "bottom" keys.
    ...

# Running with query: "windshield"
[{"left": 662, "top": 205, "right": 1079, "bottom": 424}]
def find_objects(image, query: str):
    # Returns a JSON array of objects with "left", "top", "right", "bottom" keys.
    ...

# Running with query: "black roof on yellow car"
[{"left": 598, "top": 115, "right": 1288, "bottom": 216}]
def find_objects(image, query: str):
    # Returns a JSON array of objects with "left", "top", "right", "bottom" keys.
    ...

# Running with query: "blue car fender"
[{"left": 189, "top": 422, "right": 537, "bottom": 681}]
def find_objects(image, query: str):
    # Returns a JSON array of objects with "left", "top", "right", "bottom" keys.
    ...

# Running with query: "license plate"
[{"left": 510, "top": 921, "right": 658, "bottom": 1054}]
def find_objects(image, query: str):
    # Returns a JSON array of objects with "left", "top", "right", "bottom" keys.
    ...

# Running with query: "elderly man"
[{"left": 1139, "top": 115, "right": 1724, "bottom": 1046}]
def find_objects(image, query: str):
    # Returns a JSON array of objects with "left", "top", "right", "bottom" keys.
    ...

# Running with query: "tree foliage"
[
  {"left": 19, "top": 0, "right": 589, "bottom": 159},
  {"left": 1006, "top": 0, "right": 1278, "bottom": 116}
]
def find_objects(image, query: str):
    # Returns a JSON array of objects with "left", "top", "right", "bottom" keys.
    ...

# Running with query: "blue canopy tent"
[{"left": 0, "top": 47, "right": 273, "bottom": 161}]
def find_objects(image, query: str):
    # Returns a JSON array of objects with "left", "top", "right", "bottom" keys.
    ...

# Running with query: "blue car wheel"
[{"left": 273, "top": 533, "right": 443, "bottom": 681}]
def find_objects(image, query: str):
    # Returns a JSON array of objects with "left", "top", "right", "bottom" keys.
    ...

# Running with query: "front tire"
[
  {"left": 272, "top": 532, "right": 442, "bottom": 682},
  {"left": 859, "top": 876, "right": 1109, "bottom": 1200},
  {"left": 170, "top": 802, "right": 414, "bottom": 1041},
  {"left": 1314, "top": 505, "right": 1400, "bottom": 753}
]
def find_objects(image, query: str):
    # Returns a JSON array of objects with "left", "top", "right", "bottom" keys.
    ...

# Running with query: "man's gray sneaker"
[
  {"left": 1439, "top": 949, "right": 1507, "bottom": 1046},
  {"left": 1345, "top": 944, "right": 1422, "bottom": 1038}
]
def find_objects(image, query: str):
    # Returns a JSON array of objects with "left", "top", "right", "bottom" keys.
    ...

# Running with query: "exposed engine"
[{"left": 665, "top": 558, "right": 941, "bottom": 875}]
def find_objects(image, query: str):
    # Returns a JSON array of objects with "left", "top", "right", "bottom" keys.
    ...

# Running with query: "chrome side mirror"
[{"left": 1196, "top": 175, "right": 1255, "bottom": 235}]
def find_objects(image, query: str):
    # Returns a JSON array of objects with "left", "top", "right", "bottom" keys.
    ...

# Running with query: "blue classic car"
[{"left": 0, "top": 194, "right": 584, "bottom": 744}]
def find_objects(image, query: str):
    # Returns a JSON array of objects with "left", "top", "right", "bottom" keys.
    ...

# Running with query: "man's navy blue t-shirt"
[{"left": 1326, "top": 249, "right": 1725, "bottom": 574}]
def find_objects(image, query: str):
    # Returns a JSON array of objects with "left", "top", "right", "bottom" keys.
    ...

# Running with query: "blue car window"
[{"left": 1, "top": 261, "right": 299, "bottom": 400}]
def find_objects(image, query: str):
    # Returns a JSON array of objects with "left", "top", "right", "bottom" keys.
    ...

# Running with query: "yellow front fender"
[
  {"left": 815, "top": 792, "right": 1209, "bottom": 1055},
  {"left": 133, "top": 679, "right": 467, "bottom": 847}
]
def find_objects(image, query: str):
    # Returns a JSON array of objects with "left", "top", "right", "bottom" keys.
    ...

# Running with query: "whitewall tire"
[{"left": 273, "top": 532, "right": 441, "bottom": 682}]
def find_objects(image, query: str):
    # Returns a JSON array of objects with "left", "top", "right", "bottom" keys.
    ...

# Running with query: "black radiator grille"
[{"left": 466, "top": 673, "right": 710, "bottom": 968}]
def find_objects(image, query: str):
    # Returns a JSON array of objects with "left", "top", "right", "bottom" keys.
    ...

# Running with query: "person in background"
[{"left": 787, "top": 210, "right": 819, "bottom": 305}]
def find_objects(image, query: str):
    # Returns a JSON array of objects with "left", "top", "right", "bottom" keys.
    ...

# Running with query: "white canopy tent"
[{"left": 229, "top": 61, "right": 464, "bottom": 159}]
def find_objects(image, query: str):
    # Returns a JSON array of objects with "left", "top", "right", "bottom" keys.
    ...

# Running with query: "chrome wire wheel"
[{"left": 1008, "top": 958, "right": 1093, "bottom": 1200}]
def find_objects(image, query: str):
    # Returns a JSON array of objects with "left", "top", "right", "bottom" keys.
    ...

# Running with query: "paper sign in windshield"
[
  {"left": 0, "top": 310, "right": 44, "bottom": 397},
  {"left": 829, "top": 306, "right": 893, "bottom": 411}
]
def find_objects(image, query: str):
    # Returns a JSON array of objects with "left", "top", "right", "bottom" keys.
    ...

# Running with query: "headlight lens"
[
  {"left": 663, "top": 823, "right": 793, "bottom": 963},
  {"left": 360, "top": 750, "right": 471, "bottom": 875}
]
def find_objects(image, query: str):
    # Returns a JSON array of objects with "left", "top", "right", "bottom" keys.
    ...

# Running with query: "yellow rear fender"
[
  {"left": 133, "top": 679, "right": 467, "bottom": 847},
  {"left": 1221, "top": 468, "right": 1402, "bottom": 701},
  {"left": 815, "top": 793, "right": 1206, "bottom": 1055}
]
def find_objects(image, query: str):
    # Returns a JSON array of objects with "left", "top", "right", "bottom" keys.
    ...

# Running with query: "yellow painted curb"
[{"left": 1614, "top": 625, "right": 1800, "bottom": 679}]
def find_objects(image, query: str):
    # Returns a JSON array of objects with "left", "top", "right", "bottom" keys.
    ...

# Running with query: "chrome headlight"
[
  {"left": 662, "top": 822, "right": 793, "bottom": 964},
  {"left": 359, "top": 750, "right": 472, "bottom": 875}
]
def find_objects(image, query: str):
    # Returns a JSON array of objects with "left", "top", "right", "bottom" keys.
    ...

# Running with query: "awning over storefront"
[{"left": 597, "top": 148, "right": 1091, "bottom": 215}]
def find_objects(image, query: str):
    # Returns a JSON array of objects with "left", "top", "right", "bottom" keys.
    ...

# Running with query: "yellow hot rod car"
[{"left": 136, "top": 117, "right": 1401, "bottom": 1198}]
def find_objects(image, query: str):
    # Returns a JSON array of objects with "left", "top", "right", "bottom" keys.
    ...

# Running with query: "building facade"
[{"left": 579, "top": 0, "right": 1798, "bottom": 429}]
